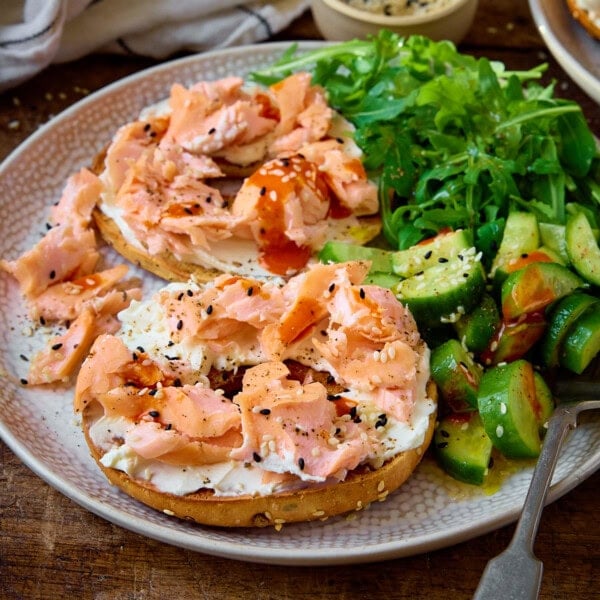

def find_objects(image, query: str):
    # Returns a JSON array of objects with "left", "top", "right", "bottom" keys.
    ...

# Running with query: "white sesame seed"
[
  {"left": 377, "top": 480, "right": 385, "bottom": 492},
  {"left": 163, "top": 509, "right": 175, "bottom": 516},
  {"left": 500, "top": 402, "right": 507, "bottom": 415},
  {"left": 496, "top": 424, "right": 504, "bottom": 438}
]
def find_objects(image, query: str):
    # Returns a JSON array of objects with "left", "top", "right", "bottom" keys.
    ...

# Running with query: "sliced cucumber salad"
[{"left": 319, "top": 209, "right": 600, "bottom": 486}]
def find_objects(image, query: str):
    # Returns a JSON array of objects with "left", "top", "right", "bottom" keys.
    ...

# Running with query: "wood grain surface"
[{"left": 1, "top": 1, "right": 599, "bottom": 598}]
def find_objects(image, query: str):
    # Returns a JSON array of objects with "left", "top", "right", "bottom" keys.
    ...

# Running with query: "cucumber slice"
[
  {"left": 481, "top": 313, "right": 546, "bottom": 366},
  {"left": 363, "top": 271, "right": 401, "bottom": 289},
  {"left": 565, "top": 211, "right": 600, "bottom": 286},
  {"left": 539, "top": 222, "right": 570, "bottom": 265},
  {"left": 491, "top": 212, "right": 540, "bottom": 284},
  {"left": 434, "top": 412, "right": 493, "bottom": 485},
  {"left": 391, "top": 229, "right": 472, "bottom": 278},
  {"left": 533, "top": 372, "right": 555, "bottom": 437},
  {"left": 453, "top": 293, "right": 500, "bottom": 355},
  {"left": 501, "top": 262, "right": 584, "bottom": 320},
  {"left": 318, "top": 241, "right": 393, "bottom": 273},
  {"left": 430, "top": 339, "right": 482, "bottom": 412},
  {"left": 539, "top": 292, "right": 599, "bottom": 368},
  {"left": 393, "top": 248, "right": 486, "bottom": 327},
  {"left": 477, "top": 360, "right": 541, "bottom": 459},
  {"left": 560, "top": 306, "right": 600, "bottom": 374}
]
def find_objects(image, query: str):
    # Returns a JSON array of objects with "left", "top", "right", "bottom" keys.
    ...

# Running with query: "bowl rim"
[{"left": 316, "top": 0, "right": 475, "bottom": 26}]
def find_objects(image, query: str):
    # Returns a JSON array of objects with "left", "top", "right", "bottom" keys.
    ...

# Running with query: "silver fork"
[{"left": 472, "top": 397, "right": 600, "bottom": 600}]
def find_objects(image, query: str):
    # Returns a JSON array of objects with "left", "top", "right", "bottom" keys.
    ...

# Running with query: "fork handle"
[{"left": 473, "top": 400, "right": 600, "bottom": 600}]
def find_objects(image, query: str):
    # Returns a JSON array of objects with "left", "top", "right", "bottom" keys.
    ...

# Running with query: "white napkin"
[{"left": 0, "top": 0, "right": 310, "bottom": 92}]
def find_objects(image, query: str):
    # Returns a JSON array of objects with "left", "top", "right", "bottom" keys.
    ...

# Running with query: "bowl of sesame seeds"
[{"left": 311, "top": 0, "right": 479, "bottom": 44}]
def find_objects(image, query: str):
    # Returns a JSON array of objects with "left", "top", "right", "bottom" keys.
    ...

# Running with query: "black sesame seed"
[
  {"left": 137, "top": 346, "right": 145, "bottom": 353},
  {"left": 40, "top": 316, "right": 46, "bottom": 326},
  {"left": 259, "top": 186, "right": 266, "bottom": 196},
  {"left": 20, "top": 354, "right": 29, "bottom": 362},
  {"left": 253, "top": 452, "right": 262, "bottom": 462},
  {"left": 206, "top": 305, "right": 213, "bottom": 315},
  {"left": 51, "top": 343, "right": 63, "bottom": 351},
  {"left": 438, "top": 257, "right": 449, "bottom": 263},
  {"left": 132, "top": 352, "right": 138, "bottom": 361},
  {"left": 359, "top": 288, "right": 366, "bottom": 299},
  {"left": 177, "top": 319, "right": 183, "bottom": 330},
  {"left": 173, "top": 378, "right": 182, "bottom": 387},
  {"left": 247, "top": 287, "right": 254, "bottom": 296},
  {"left": 208, "top": 127, "right": 216, "bottom": 134},
  {"left": 259, "top": 408, "right": 271, "bottom": 415},
  {"left": 143, "top": 123, "right": 151, "bottom": 132},
  {"left": 167, "top": 340, "right": 175, "bottom": 347},
  {"left": 148, "top": 389, "right": 158, "bottom": 396},
  {"left": 20, "top": 378, "right": 28, "bottom": 385},
  {"left": 521, "top": 253, "right": 529, "bottom": 259},
  {"left": 206, "top": 196, "right": 212, "bottom": 203},
  {"left": 49, "top": 270, "right": 56, "bottom": 280},
  {"left": 440, "top": 429, "right": 450, "bottom": 438},
  {"left": 298, "top": 457, "right": 305, "bottom": 470},
  {"left": 424, "top": 250, "right": 433, "bottom": 259},
  {"left": 166, "top": 423, "right": 172, "bottom": 430},
  {"left": 184, "top": 207, "right": 193, "bottom": 215},
  {"left": 186, "top": 289, "right": 193, "bottom": 297},
  {"left": 149, "top": 410, "right": 160, "bottom": 418},
  {"left": 328, "top": 283, "right": 335, "bottom": 292}
]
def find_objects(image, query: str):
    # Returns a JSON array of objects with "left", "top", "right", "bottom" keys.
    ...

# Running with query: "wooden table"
[{"left": 1, "top": 1, "right": 598, "bottom": 598}]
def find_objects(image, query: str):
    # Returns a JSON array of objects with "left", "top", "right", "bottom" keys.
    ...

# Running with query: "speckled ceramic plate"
[
  {"left": 529, "top": 0, "right": 600, "bottom": 105},
  {"left": 1, "top": 43, "right": 599, "bottom": 566}
]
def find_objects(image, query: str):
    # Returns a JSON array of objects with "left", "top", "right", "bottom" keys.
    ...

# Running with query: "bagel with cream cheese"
[
  {"left": 75, "top": 261, "right": 437, "bottom": 527},
  {"left": 91, "top": 72, "right": 382, "bottom": 284},
  {"left": 566, "top": 0, "right": 600, "bottom": 39}
]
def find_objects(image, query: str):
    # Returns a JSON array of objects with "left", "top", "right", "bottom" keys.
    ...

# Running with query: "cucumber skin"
[
  {"left": 434, "top": 413, "right": 493, "bottom": 486},
  {"left": 453, "top": 294, "right": 500, "bottom": 356},
  {"left": 560, "top": 307, "right": 600, "bottom": 374},
  {"left": 430, "top": 339, "right": 482, "bottom": 412},
  {"left": 539, "top": 293, "right": 599, "bottom": 368},
  {"left": 565, "top": 212, "right": 600, "bottom": 286},
  {"left": 477, "top": 360, "right": 541, "bottom": 459},
  {"left": 533, "top": 372, "right": 554, "bottom": 437}
]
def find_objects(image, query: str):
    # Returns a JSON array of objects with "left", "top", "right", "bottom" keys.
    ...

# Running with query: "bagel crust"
[
  {"left": 83, "top": 384, "right": 436, "bottom": 528},
  {"left": 566, "top": 0, "right": 600, "bottom": 39}
]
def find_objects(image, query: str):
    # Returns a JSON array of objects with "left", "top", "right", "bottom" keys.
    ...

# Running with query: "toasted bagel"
[
  {"left": 566, "top": 0, "right": 600, "bottom": 39},
  {"left": 82, "top": 383, "right": 436, "bottom": 528}
]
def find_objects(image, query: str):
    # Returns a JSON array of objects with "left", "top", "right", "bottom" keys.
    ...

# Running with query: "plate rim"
[
  {"left": 528, "top": 0, "right": 600, "bottom": 105},
  {"left": 1, "top": 40, "right": 599, "bottom": 566}
]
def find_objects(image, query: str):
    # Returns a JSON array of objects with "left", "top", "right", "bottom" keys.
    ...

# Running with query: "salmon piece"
[
  {"left": 29, "top": 264, "right": 131, "bottom": 322},
  {"left": 103, "top": 118, "right": 168, "bottom": 192},
  {"left": 74, "top": 334, "right": 147, "bottom": 412},
  {"left": 299, "top": 140, "right": 378, "bottom": 216},
  {"left": 269, "top": 72, "right": 333, "bottom": 155},
  {"left": 230, "top": 155, "right": 331, "bottom": 274},
  {"left": 230, "top": 361, "right": 374, "bottom": 481},
  {"left": 124, "top": 421, "right": 241, "bottom": 465},
  {"left": 27, "top": 308, "right": 97, "bottom": 385},
  {"left": 50, "top": 168, "right": 102, "bottom": 227},
  {"left": 262, "top": 261, "right": 369, "bottom": 356},
  {"left": 1, "top": 225, "right": 99, "bottom": 300},
  {"left": 163, "top": 79, "right": 276, "bottom": 155}
]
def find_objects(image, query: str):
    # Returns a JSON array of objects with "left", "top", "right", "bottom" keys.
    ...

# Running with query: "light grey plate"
[{"left": 1, "top": 42, "right": 599, "bottom": 566}]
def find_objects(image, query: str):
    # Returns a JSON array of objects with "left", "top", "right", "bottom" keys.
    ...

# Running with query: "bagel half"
[
  {"left": 566, "top": 0, "right": 600, "bottom": 39},
  {"left": 82, "top": 386, "right": 436, "bottom": 528}
]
